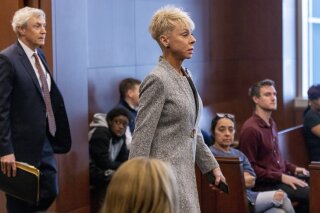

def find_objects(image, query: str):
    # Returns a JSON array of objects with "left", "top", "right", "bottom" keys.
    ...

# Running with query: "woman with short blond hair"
[{"left": 129, "top": 5, "right": 224, "bottom": 212}]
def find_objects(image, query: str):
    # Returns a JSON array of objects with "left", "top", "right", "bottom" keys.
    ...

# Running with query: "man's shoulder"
[
  {"left": 116, "top": 100, "right": 131, "bottom": 111},
  {"left": 36, "top": 47, "right": 46, "bottom": 58},
  {"left": 91, "top": 126, "right": 109, "bottom": 138},
  {"left": 94, "top": 126, "right": 108, "bottom": 132},
  {"left": 303, "top": 109, "right": 310, "bottom": 123},
  {"left": 0, "top": 43, "right": 21, "bottom": 73},
  {"left": 241, "top": 116, "right": 261, "bottom": 132},
  {"left": 0, "top": 42, "right": 19, "bottom": 58},
  {"left": 304, "top": 109, "right": 320, "bottom": 128},
  {"left": 239, "top": 116, "right": 264, "bottom": 146},
  {"left": 304, "top": 109, "right": 320, "bottom": 120}
]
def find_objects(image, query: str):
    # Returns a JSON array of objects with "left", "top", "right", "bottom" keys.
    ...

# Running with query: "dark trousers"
[
  {"left": 6, "top": 139, "right": 58, "bottom": 213},
  {"left": 269, "top": 182, "right": 309, "bottom": 213}
]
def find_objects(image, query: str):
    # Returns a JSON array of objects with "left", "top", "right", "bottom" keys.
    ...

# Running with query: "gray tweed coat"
[{"left": 129, "top": 57, "right": 219, "bottom": 213}]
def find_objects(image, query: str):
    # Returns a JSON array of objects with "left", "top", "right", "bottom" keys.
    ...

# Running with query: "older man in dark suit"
[{"left": 0, "top": 7, "right": 71, "bottom": 213}]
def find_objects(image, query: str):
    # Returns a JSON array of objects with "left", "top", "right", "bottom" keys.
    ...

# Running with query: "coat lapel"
[
  {"left": 184, "top": 68, "right": 199, "bottom": 117},
  {"left": 159, "top": 58, "right": 195, "bottom": 108},
  {"left": 16, "top": 42, "right": 43, "bottom": 95},
  {"left": 37, "top": 50, "right": 51, "bottom": 76},
  {"left": 158, "top": 58, "right": 201, "bottom": 126}
]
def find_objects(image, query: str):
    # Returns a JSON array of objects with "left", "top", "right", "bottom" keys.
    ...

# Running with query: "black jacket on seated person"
[{"left": 89, "top": 127, "right": 129, "bottom": 185}]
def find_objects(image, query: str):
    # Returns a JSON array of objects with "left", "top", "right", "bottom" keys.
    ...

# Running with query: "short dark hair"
[
  {"left": 248, "top": 79, "right": 275, "bottom": 98},
  {"left": 106, "top": 107, "right": 130, "bottom": 125},
  {"left": 307, "top": 84, "right": 320, "bottom": 100},
  {"left": 119, "top": 78, "right": 141, "bottom": 98}
]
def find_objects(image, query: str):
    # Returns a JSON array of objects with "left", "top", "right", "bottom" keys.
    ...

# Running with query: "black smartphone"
[
  {"left": 206, "top": 172, "right": 229, "bottom": 194},
  {"left": 296, "top": 173, "right": 309, "bottom": 182}
]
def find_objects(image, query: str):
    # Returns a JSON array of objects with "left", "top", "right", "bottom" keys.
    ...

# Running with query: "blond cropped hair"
[
  {"left": 11, "top": 7, "right": 45, "bottom": 35},
  {"left": 100, "top": 157, "right": 179, "bottom": 213},
  {"left": 149, "top": 5, "right": 195, "bottom": 43}
]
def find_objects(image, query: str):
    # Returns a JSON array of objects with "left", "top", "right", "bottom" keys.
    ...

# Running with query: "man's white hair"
[{"left": 11, "top": 7, "right": 45, "bottom": 35}]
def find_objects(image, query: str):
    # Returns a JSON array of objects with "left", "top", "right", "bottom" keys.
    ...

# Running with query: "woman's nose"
[
  {"left": 190, "top": 35, "right": 196, "bottom": 43},
  {"left": 225, "top": 130, "right": 233, "bottom": 136}
]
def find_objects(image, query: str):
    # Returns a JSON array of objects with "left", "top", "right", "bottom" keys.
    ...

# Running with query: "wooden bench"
[
  {"left": 278, "top": 125, "right": 320, "bottom": 213},
  {"left": 278, "top": 125, "right": 310, "bottom": 168},
  {"left": 309, "top": 162, "right": 320, "bottom": 213},
  {"left": 0, "top": 192, "right": 5, "bottom": 213},
  {"left": 196, "top": 157, "right": 250, "bottom": 213}
]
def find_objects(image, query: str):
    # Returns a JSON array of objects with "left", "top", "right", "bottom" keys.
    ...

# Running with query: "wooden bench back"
[
  {"left": 197, "top": 157, "right": 249, "bottom": 213},
  {"left": 0, "top": 192, "right": 5, "bottom": 213},
  {"left": 278, "top": 125, "right": 310, "bottom": 169},
  {"left": 277, "top": 125, "right": 320, "bottom": 213}
]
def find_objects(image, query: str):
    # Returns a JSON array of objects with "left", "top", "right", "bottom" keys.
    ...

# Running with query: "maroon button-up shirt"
[{"left": 239, "top": 113, "right": 296, "bottom": 184}]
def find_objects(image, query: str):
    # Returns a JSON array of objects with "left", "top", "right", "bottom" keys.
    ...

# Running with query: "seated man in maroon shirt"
[{"left": 239, "top": 79, "right": 310, "bottom": 213}]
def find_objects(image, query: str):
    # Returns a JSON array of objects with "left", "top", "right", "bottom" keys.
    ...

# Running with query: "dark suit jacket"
[{"left": 0, "top": 41, "right": 71, "bottom": 166}]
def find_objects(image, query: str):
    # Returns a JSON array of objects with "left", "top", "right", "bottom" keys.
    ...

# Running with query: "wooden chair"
[
  {"left": 278, "top": 125, "right": 310, "bottom": 168},
  {"left": 0, "top": 192, "right": 5, "bottom": 213},
  {"left": 197, "top": 157, "right": 250, "bottom": 213},
  {"left": 309, "top": 162, "right": 320, "bottom": 213}
]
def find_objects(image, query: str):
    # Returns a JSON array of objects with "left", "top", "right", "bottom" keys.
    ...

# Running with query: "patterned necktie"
[{"left": 33, "top": 53, "right": 56, "bottom": 136}]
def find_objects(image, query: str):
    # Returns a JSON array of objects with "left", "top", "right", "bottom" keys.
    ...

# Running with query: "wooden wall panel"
[
  {"left": 295, "top": 108, "right": 305, "bottom": 125},
  {"left": 203, "top": 0, "right": 297, "bottom": 132},
  {"left": 209, "top": 0, "right": 282, "bottom": 60},
  {"left": 85, "top": 0, "right": 299, "bottom": 135},
  {"left": 0, "top": 0, "right": 23, "bottom": 50}
]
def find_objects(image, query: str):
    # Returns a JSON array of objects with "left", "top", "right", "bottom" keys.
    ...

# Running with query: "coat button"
[{"left": 191, "top": 129, "right": 195, "bottom": 138}]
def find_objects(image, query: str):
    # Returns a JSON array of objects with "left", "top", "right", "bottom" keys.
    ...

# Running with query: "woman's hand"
[
  {"left": 243, "top": 171, "right": 255, "bottom": 188},
  {"left": 209, "top": 167, "right": 227, "bottom": 191}
]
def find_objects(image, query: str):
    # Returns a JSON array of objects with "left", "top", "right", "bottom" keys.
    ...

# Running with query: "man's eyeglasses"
[{"left": 216, "top": 113, "right": 235, "bottom": 120}]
